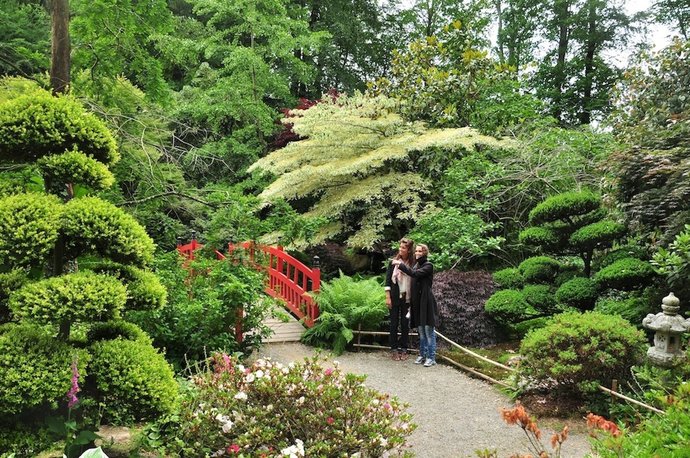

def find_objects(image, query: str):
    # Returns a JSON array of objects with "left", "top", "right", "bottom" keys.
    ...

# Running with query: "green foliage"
[
  {"left": 88, "top": 338, "right": 178, "bottom": 424},
  {"left": 591, "top": 382, "right": 690, "bottom": 458},
  {"left": 518, "top": 256, "right": 560, "bottom": 284},
  {"left": 0, "top": 193, "right": 62, "bottom": 269},
  {"left": 484, "top": 289, "right": 536, "bottom": 326},
  {"left": 250, "top": 93, "right": 513, "bottom": 249},
  {"left": 522, "top": 284, "right": 558, "bottom": 314},
  {"left": 0, "top": 270, "right": 26, "bottom": 322},
  {"left": 409, "top": 207, "right": 503, "bottom": 270},
  {"left": 594, "top": 296, "right": 653, "bottom": 325},
  {"left": 88, "top": 262, "right": 166, "bottom": 312},
  {"left": 519, "top": 311, "right": 646, "bottom": 395},
  {"left": 87, "top": 320, "right": 152, "bottom": 344},
  {"left": 519, "top": 226, "right": 559, "bottom": 248},
  {"left": 569, "top": 220, "right": 626, "bottom": 251},
  {"left": 492, "top": 267, "right": 523, "bottom": 289},
  {"left": 653, "top": 224, "right": 690, "bottom": 297},
  {"left": 0, "top": 88, "right": 119, "bottom": 165},
  {"left": 0, "top": 324, "right": 90, "bottom": 416},
  {"left": 594, "top": 258, "right": 656, "bottom": 291},
  {"left": 528, "top": 191, "right": 601, "bottom": 225},
  {"left": 0, "top": 1, "right": 50, "bottom": 77},
  {"left": 555, "top": 277, "right": 599, "bottom": 310},
  {"left": 0, "top": 419, "right": 54, "bottom": 458},
  {"left": 127, "top": 253, "right": 271, "bottom": 369},
  {"left": 302, "top": 273, "right": 387, "bottom": 354},
  {"left": 153, "top": 354, "right": 415, "bottom": 457},
  {"left": 9, "top": 272, "right": 127, "bottom": 326},
  {"left": 61, "top": 197, "right": 156, "bottom": 267},
  {"left": 37, "top": 150, "right": 114, "bottom": 192}
]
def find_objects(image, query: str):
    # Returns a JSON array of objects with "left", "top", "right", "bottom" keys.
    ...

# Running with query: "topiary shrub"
[
  {"left": 0, "top": 324, "right": 89, "bottom": 416},
  {"left": 0, "top": 270, "right": 27, "bottom": 323},
  {"left": 88, "top": 338, "right": 177, "bottom": 424},
  {"left": 37, "top": 149, "right": 114, "bottom": 191},
  {"left": 61, "top": 197, "right": 156, "bottom": 266},
  {"left": 519, "top": 311, "right": 646, "bottom": 395},
  {"left": 594, "top": 296, "right": 654, "bottom": 325},
  {"left": 484, "top": 289, "right": 537, "bottom": 325},
  {"left": 9, "top": 272, "right": 127, "bottom": 325},
  {"left": 594, "top": 244, "right": 648, "bottom": 271},
  {"left": 556, "top": 277, "right": 599, "bottom": 310},
  {"left": 0, "top": 90, "right": 119, "bottom": 165},
  {"left": 528, "top": 191, "right": 601, "bottom": 225},
  {"left": 493, "top": 267, "right": 524, "bottom": 289},
  {"left": 89, "top": 262, "right": 166, "bottom": 311},
  {"left": 594, "top": 258, "right": 656, "bottom": 290},
  {"left": 0, "top": 193, "right": 62, "bottom": 269},
  {"left": 522, "top": 284, "right": 558, "bottom": 314},
  {"left": 519, "top": 226, "right": 559, "bottom": 248},
  {"left": 518, "top": 256, "right": 560, "bottom": 284},
  {"left": 155, "top": 354, "right": 415, "bottom": 457},
  {"left": 569, "top": 220, "right": 626, "bottom": 251},
  {"left": 432, "top": 270, "right": 503, "bottom": 347},
  {"left": 87, "top": 320, "right": 151, "bottom": 344}
]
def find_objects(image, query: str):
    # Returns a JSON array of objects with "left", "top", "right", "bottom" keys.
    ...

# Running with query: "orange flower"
[
  {"left": 586, "top": 413, "right": 621, "bottom": 438},
  {"left": 550, "top": 425, "right": 569, "bottom": 449}
]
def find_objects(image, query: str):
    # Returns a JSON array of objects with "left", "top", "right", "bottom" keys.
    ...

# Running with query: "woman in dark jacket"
[
  {"left": 384, "top": 238, "right": 415, "bottom": 360},
  {"left": 393, "top": 244, "right": 438, "bottom": 367}
]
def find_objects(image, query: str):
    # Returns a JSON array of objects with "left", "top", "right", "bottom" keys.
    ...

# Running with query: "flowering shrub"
[{"left": 154, "top": 354, "right": 415, "bottom": 457}]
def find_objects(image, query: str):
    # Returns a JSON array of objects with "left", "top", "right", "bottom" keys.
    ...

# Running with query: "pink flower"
[
  {"left": 383, "top": 402, "right": 392, "bottom": 411},
  {"left": 66, "top": 358, "right": 80, "bottom": 409},
  {"left": 326, "top": 416, "right": 335, "bottom": 425},
  {"left": 324, "top": 367, "right": 334, "bottom": 376},
  {"left": 227, "top": 444, "right": 240, "bottom": 453}
]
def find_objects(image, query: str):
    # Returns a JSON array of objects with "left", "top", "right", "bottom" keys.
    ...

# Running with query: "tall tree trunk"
[
  {"left": 495, "top": 0, "right": 505, "bottom": 64},
  {"left": 578, "top": 0, "right": 597, "bottom": 125},
  {"left": 50, "top": 0, "right": 70, "bottom": 95},
  {"left": 552, "top": 0, "right": 571, "bottom": 123}
]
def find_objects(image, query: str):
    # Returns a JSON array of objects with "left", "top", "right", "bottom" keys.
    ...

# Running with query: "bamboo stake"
[
  {"left": 438, "top": 355, "right": 513, "bottom": 389},
  {"left": 597, "top": 385, "right": 665, "bottom": 415},
  {"left": 435, "top": 330, "right": 515, "bottom": 372}
]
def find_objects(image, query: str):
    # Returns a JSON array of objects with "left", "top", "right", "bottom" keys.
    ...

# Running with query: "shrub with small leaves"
[
  {"left": 522, "top": 284, "right": 558, "bottom": 314},
  {"left": 153, "top": 354, "right": 416, "bottom": 457},
  {"left": 0, "top": 324, "right": 89, "bottom": 416},
  {"left": 484, "top": 289, "right": 537, "bottom": 325},
  {"left": 594, "top": 258, "right": 656, "bottom": 291},
  {"left": 0, "top": 89, "right": 119, "bottom": 165},
  {"left": 61, "top": 197, "right": 155, "bottom": 266},
  {"left": 0, "top": 270, "right": 27, "bottom": 322},
  {"left": 518, "top": 256, "right": 560, "bottom": 284},
  {"left": 569, "top": 220, "right": 626, "bottom": 251},
  {"left": 518, "top": 226, "right": 559, "bottom": 248},
  {"left": 9, "top": 272, "right": 127, "bottom": 325},
  {"left": 0, "top": 193, "right": 62, "bottom": 269},
  {"left": 520, "top": 311, "right": 646, "bottom": 395},
  {"left": 556, "top": 277, "right": 599, "bottom": 310},
  {"left": 594, "top": 296, "right": 654, "bottom": 325},
  {"left": 89, "top": 262, "right": 166, "bottom": 311},
  {"left": 87, "top": 320, "right": 152, "bottom": 344},
  {"left": 492, "top": 267, "right": 524, "bottom": 289},
  {"left": 528, "top": 191, "right": 601, "bottom": 225},
  {"left": 37, "top": 149, "right": 114, "bottom": 191},
  {"left": 88, "top": 338, "right": 177, "bottom": 424}
]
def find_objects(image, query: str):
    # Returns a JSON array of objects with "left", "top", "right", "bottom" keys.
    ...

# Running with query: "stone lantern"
[{"left": 642, "top": 292, "right": 690, "bottom": 367}]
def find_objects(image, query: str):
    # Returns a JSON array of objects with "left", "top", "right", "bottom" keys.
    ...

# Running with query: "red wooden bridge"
[{"left": 176, "top": 237, "right": 321, "bottom": 342}]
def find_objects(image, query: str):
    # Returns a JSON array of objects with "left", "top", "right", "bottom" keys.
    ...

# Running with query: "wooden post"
[{"left": 611, "top": 379, "right": 618, "bottom": 403}]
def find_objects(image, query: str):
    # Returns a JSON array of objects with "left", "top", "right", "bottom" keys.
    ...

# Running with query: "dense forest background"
[{"left": 1, "top": 0, "right": 689, "bottom": 273}]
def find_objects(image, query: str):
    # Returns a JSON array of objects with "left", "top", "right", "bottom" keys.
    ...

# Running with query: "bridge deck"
[{"left": 263, "top": 308, "right": 306, "bottom": 343}]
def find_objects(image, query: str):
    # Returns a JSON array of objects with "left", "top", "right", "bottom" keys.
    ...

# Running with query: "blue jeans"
[{"left": 418, "top": 325, "right": 436, "bottom": 361}]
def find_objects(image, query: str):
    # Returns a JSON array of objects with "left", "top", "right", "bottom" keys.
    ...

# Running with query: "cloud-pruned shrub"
[
  {"left": 518, "top": 256, "right": 561, "bottom": 284},
  {"left": 433, "top": 270, "right": 503, "bottom": 347},
  {"left": 555, "top": 277, "right": 599, "bottom": 310},
  {"left": 89, "top": 262, "right": 166, "bottom": 311},
  {"left": 520, "top": 311, "right": 646, "bottom": 396},
  {"left": 37, "top": 149, "right": 114, "bottom": 191},
  {"left": 594, "top": 258, "right": 656, "bottom": 291},
  {"left": 485, "top": 289, "right": 536, "bottom": 326},
  {"left": 493, "top": 267, "right": 524, "bottom": 289}
]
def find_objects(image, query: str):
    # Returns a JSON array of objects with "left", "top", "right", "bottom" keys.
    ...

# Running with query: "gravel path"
[{"left": 255, "top": 343, "right": 593, "bottom": 458}]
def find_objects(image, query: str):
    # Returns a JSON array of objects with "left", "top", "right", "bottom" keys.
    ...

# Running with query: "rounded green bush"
[
  {"left": 522, "top": 284, "right": 558, "bottom": 314},
  {"left": 594, "top": 258, "right": 656, "bottom": 290},
  {"left": 9, "top": 272, "right": 127, "bottom": 325},
  {"left": 594, "top": 245, "right": 648, "bottom": 271},
  {"left": 511, "top": 316, "right": 551, "bottom": 337},
  {"left": 0, "top": 193, "right": 62, "bottom": 269},
  {"left": 484, "top": 289, "right": 536, "bottom": 325},
  {"left": 556, "top": 277, "right": 599, "bottom": 310},
  {"left": 528, "top": 191, "right": 601, "bottom": 225},
  {"left": 89, "top": 338, "right": 177, "bottom": 424},
  {"left": 62, "top": 197, "right": 155, "bottom": 266},
  {"left": 0, "top": 270, "right": 27, "bottom": 322},
  {"left": 0, "top": 419, "right": 54, "bottom": 457},
  {"left": 0, "top": 324, "right": 90, "bottom": 415},
  {"left": 37, "top": 149, "right": 114, "bottom": 191},
  {"left": 518, "top": 256, "right": 560, "bottom": 284},
  {"left": 519, "top": 226, "right": 559, "bottom": 248},
  {"left": 569, "top": 220, "right": 626, "bottom": 251},
  {"left": 594, "top": 296, "right": 654, "bottom": 325},
  {"left": 87, "top": 320, "right": 152, "bottom": 344},
  {"left": 0, "top": 89, "right": 119, "bottom": 165},
  {"left": 492, "top": 267, "right": 524, "bottom": 289},
  {"left": 520, "top": 311, "right": 646, "bottom": 395},
  {"left": 90, "top": 263, "right": 166, "bottom": 311}
]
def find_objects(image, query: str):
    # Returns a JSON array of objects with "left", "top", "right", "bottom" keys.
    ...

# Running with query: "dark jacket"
[
  {"left": 397, "top": 256, "right": 438, "bottom": 327},
  {"left": 384, "top": 260, "right": 405, "bottom": 307}
]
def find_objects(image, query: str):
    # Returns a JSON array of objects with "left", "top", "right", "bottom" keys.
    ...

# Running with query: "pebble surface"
[{"left": 255, "top": 343, "right": 593, "bottom": 458}]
